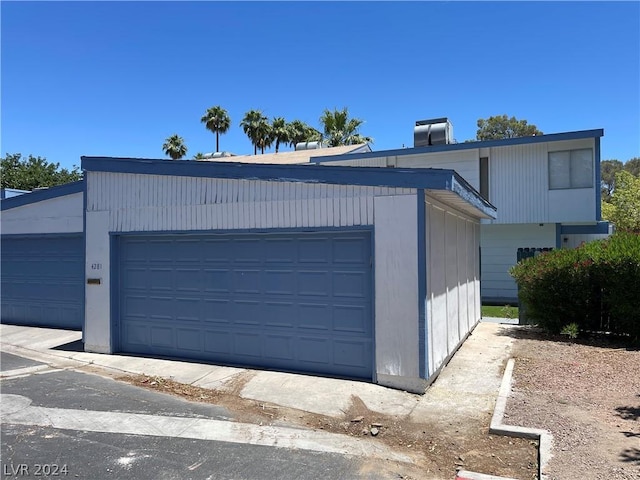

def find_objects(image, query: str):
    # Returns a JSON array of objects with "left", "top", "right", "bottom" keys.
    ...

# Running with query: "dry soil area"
[
  {"left": 503, "top": 326, "right": 640, "bottom": 480},
  {"left": 119, "top": 370, "right": 538, "bottom": 480}
]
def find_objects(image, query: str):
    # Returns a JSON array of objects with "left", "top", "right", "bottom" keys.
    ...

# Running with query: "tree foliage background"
[
  {"left": 1, "top": 153, "right": 82, "bottom": 190},
  {"left": 476, "top": 114, "right": 543, "bottom": 140}
]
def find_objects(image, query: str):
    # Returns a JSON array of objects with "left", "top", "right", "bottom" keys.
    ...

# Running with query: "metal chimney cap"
[{"left": 415, "top": 117, "right": 450, "bottom": 126}]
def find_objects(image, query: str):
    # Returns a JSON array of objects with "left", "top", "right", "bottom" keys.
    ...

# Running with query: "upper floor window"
[{"left": 548, "top": 148, "right": 593, "bottom": 189}]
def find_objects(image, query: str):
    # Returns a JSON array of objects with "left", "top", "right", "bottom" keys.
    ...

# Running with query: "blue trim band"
[
  {"left": 555, "top": 223, "right": 562, "bottom": 248},
  {"left": 595, "top": 136, "right": 602, "bottom": 221},
  {"left": 416, "top": 190, "right": 427, "bottom": 379},
  {"left": 81, "top": 157, "right": 497, "bottom": 219},
  {"left": 560, "top": 222, "right": 610, "bottom": 235},
  {"left": 313, "top": 129, "right": 604, "bottom": 164},
  {"left": 1, "top": 181, "right": 84, "bottom": 211},
  {"left": 109, "top": 225, "right": 376, "bottom": 237}
]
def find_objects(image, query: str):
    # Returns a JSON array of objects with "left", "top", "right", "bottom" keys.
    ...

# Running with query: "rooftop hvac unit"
[
  {"left": 295, "top": 141, "right": 322, "bottom": 151},
  {"left": 414, "top": 118, "right": 454, "bottom": 147}
]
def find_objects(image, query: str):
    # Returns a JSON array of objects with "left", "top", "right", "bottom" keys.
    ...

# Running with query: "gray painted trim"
[
  {"left": 109, "top": 225, "right": 376, "bottom": 237},
  {"left": 313, "top": 129, "right": 605, "bottom": 163},
  {"left": 416, "top": 190, "right": 427, "bottom": 379},
  {"left": 0, "top": 181, "right": 84, "bottom": 211},
  {"left": 560, "top": 222, "right": 610, "bottom": 235}
]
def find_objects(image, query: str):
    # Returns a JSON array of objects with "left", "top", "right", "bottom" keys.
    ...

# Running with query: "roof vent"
[
  {"left": 295, "top": 141, "right": 322, "bottom": 151},
  {"left": 414, "top": 118, "right": 453, "bottom": 147},
  {"left": 202, "top": 151, "right": 236, "bottom": 159}
]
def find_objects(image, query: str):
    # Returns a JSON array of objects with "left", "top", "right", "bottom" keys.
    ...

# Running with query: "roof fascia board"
[
  {"left": 82, "top": 157, "right": 496, "bottom": 219},
  {"left": 312, "top": 129, "right": 605, "bottom": 163},
  {"left": 1, "top": 180, "right": 84, "bottom": 211}
]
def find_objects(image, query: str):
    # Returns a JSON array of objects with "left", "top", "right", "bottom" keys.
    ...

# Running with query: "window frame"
[{"left": 548, "top": 148, "right": 593, "bottom": 190}]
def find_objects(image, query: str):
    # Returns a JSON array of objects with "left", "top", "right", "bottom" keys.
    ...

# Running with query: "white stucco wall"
[
  {"left": 1, "top": 192, "right": 83, "bottom": 234},
  {"left": 373, "top": 194, "right": 421, "bottom": 391}
]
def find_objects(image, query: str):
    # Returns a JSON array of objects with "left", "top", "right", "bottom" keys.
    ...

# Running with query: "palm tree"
[
  {"left": 319, "top": 107, "right": 373, "bottom": 147},
  {"left": 287, "top": 120, "right": 322, "bottom": 149},
  {"left": 271, "top": 117, "right": 289, "bottom": 153},
  {"left": 240, "top": 110, "right": 270, "bottom": 155},
  {"left": 162, "top": 134, "right": 188, "bottom": 160},
  {"left": 201, "top": 106, "right": 231, "bottom": 153},
  {"left": 193, "top": 152, "right": 207, "bottom": 160}
]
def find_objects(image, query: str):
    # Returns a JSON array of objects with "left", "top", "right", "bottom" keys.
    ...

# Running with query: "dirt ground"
[
  {"left": 503, "top": 326, "right": 640, "bottom": 480},
  {"left": 119, "top": 368, "right": 538, "bottom": 480}
]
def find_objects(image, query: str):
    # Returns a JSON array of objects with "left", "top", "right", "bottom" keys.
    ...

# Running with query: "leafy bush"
[{"left": 510, "top": 232, "right": 640, "bottom": 342}]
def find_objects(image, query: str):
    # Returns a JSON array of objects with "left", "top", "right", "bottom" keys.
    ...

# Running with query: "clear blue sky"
[{"left": 2, "top": 1, "right": 639, "bottom": 171}]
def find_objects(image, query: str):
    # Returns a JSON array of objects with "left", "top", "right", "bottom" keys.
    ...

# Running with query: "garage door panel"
[
  {"left": 264, "top": 335, "right": 294, "bottom": 360},
  {"left": 334, "top": 340, "right": 370, "bottom": 368},
  {"left": 234, "top": 333, "right": 262, "bottom": 357},
  {"left": 298, "top": 271, "right": 330, "bottom": 296},
  {"left": 333, "top": 305, "right": 368, "bottom": 333},
  {"left": 1, "top": 235, "right": 83, "bottom": 329},
  {"left": 333, "top": 271, "right": 367, "bottom": 298},
  {"left": 204, "top": 331, "right": 232, "bottom": 354},
  {"left": 298, "top": 239, "right": 331, "bottom": 263},
  {"left": 298, "top": 337, "right": 331, "bottom": 364},
  {"left": 119, "top": 231, "right": 373, "bottom": 380},
  {"left": 298, "top": 304, "right": 330, "bottom": 330},
  {"left": 265, "top": 239, "right": 295, "bottom": 263},
  {"left": 150, "top": 326, "right": 174, "bottom": 348},
  {"left": 234, "top": 270, "right": 261, "bottom": 293},
  {"left": 204, "top": 269, "right": 231, "bottom": 292},
  {"left": 176, "top": 328, "right": 202, "bottom": 352},
  {"left": 263, "top": 302, "right": 295, "bottom": 327},
  {"left": 264, "top": 270, "right": 296, "bottom": 295}
]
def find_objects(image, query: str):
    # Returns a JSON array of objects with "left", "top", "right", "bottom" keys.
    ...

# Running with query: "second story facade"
[{"left": 313, "top": 125, "right": 604, "bottom": 227}]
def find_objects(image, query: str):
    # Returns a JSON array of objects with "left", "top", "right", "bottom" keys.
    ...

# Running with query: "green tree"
[
  {"left": 601, "top": 170, "right": 640, "bottom": 232},
  {"left": 1, "top": 153, "right": 82, "bottom": 190},
  {"left": 162, "top": 134, "right": 188, "bottom": 160},
  {"left": 200, "top": 106, "right": 231, "bottom": 153},
  {"left": 241, "top": 110, "right": 271, "bottom": 155},
  {"left": 287, "top": 120, "right": 321, "bottom": 149},
  {"left": 475, "top": 115, "right": 543, "bottom": 140},
  {"left": 319, "top": 108, "right": 372, "bottom": 147},
  {"left": 193, "top": 152, "right": 207, "bottom": 160},
  {"left": 600, "top": 159, "right": 624, "bottom": 200},
  {"left": 271, "top": 117, "right": 289, "bottom": 153},
  {"left": 624, "top": 157, "right": 640, "bottom": 177}
]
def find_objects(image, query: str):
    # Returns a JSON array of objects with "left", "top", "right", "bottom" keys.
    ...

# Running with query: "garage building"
[
  {"left": 1, "top": 181, "right": 85, "bottom": 329},
  {"left": 82, "top": 157, "right": 495, "bottom": 392}
]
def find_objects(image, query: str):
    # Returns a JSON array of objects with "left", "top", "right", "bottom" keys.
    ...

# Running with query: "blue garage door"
[
  {"left": 118, "top": 231, "right": 373, "bottom": 379},
  {"left": 1, "top": 235, "right": 84, "bottom": 329}
]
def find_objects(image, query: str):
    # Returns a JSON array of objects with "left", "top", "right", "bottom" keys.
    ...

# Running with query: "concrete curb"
[
  {"left": 488, "top": 358, "right": 553, "bottom": 480},
  {"left": 455, "top": 358, "right": 553, "bottom": 480}
]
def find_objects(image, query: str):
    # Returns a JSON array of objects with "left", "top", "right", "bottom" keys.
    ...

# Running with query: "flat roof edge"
[
  {"left": 313, "top": 129, "right": 604, "bottom": 164},
  {"left": 0, "top": 180, "right": 84, "bottom": 211}
]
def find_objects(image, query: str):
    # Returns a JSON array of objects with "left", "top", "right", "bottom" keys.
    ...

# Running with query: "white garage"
[{"left": 82, "top": 157, "right": 495, "bottom": 392}]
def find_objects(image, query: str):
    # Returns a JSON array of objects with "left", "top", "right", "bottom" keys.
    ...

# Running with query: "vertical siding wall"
[
  {"left": 480, "top": 223, "right": 556, "bottom": 303},
  {"left": 425, "top": 195, "right": 480, "bottom": 378},
  {"left": 87, "top": 173, "right": 414, "bottom": 231},
  {"left": 84, "top": 171, "right": 416, "bottom": 355},
  {"left": 488, "top": 138, "right": 596, "bottom": 224},
  {"left": 1, "top": 193, "right": 84, "bottom": 234},
  {"left": 326, "top": 150, "right": 480, "bottom": 191}
]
